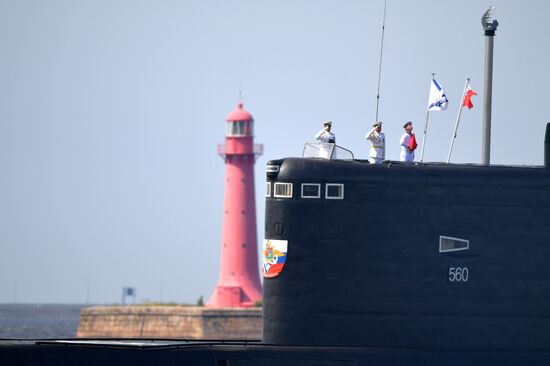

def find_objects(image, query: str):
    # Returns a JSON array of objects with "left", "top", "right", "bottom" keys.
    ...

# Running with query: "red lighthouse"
[{"left": 207, "top": 101, "right": 263, "bottom": 307}]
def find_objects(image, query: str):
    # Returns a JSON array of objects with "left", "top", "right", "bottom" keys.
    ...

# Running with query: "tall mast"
[
  {"left": 481, "top": 6, "right": 498, "bottom": 165},
  {"left": 375, "top": 0, "right": 388, "bottom": 122}
]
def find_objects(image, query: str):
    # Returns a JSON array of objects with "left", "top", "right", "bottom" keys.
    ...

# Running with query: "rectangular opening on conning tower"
[{"left": 439, "top": 236, "right": 470, "bottom": 253}]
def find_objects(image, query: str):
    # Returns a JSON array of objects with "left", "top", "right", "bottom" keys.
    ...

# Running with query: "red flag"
[
  {"left": 409, "top": 133, "right": 418, "bottom": 151},
  {"left": 462, "top": 85, "right": 477, "bottom": 109}
]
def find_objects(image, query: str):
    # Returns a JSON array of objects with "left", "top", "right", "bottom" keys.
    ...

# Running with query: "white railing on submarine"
[{"left": 302, "top": 142, "right": 354, "bottom": 160}]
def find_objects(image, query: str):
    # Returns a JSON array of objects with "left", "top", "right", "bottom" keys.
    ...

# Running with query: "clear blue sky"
[{"left": 1, "top": 0, "right": 549, "bottom": 304}]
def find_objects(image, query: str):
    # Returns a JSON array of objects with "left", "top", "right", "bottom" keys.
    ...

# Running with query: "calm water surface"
[{"left": 0, "top": 304, "right": 88, "bottom": 338}]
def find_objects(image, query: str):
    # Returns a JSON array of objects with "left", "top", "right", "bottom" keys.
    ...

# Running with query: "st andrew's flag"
[{"left": 427, "top": 78, "right": 449, "bottom": 111}]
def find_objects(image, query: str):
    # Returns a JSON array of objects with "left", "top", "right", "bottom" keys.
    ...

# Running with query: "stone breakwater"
[{"left": 77, "top": 306, "right": 262, "bottom": 339}]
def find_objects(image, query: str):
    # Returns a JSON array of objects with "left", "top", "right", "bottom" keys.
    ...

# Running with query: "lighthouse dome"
[{"left": 226, "top": 101, "right": 254, "bottom": 122}]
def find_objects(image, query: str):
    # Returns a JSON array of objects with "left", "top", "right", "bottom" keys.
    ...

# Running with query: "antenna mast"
[
  {"left": 481, "top": 6, "right": 498, "bottom": 165},
  {"left": 375, "top": 0, "right": 387, "bottom": 122}
]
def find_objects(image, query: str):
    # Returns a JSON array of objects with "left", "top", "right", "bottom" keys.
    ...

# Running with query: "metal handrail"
[{"left": 302, "top": 142, "right": 354, "bottom": 160}]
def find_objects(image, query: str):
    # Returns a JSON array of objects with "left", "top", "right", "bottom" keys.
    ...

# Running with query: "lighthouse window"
[
  {"left": 301, "top": 183, "right": 321, "bottom": 198},
  {"left": 226, "top": 122, "right": 234, "bottom": 136},
  {"left": 226, "top": 121, "right": 239, "bottom": 136},
  {"left": 274, "top": 182, "right": 293, "bottom": 198},
  {"left": 325, "top": 184, "right": 344, "bottom": 199},
  {"left": 439, "top": 235, "right": 469, "bottom": 253},
  {"left": 235, "top": 121, "right": 243, "bottom": 135},
  {"left": 266, "top": 182, "right": 271, "bottom": 197},
  {"left": 244, "top": 122, "right": 253, "bottom": 135},
  {"left": 226, "top": 121, "right": 252, "bottom": 137}
]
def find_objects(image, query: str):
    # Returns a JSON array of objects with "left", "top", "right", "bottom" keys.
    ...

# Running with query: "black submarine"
[
  {"left": 263, "top": 128, "right": 550, "bottom": 353},
  {"left": 3, "top": 7, "right": 550, "bottom": 366},
  {"left": 2, "top": 128, "right": 550, "bottom": 365}
]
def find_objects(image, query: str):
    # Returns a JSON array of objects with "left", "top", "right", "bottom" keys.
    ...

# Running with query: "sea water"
[{"left": 0, "top": 304, "right": 86, "bottom": 338}]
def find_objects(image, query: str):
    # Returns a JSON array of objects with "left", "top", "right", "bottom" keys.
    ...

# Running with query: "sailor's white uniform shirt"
[
  {"left": 314, "top": 128, "right": 336, "bottom": 143},
  {"left": 365, "top": 127, "right": 385, "bottom": 160},
  {"left": 314, "top": 128, "right": 336, "bottom": 158},
  {"left": 399, "top": 132, "right": 414, "bottom": 162}
]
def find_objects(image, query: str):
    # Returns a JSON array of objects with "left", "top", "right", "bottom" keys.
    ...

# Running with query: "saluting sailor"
[
  {"left": 365, "top": 121, "right": 385, "bottom": 164},
  {"left": 399, "top": 121, "right": 416, "bottom": 162},
  {"left": 314, "top": 121, "right": 336, "bottom": 158},
  {"left": 314, "top": 121, "right": 336, "bottom": 143}
]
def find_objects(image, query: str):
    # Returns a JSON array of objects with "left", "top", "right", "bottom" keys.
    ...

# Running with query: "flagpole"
[
  {"left": 420, "top": 73, "right": 435, "bottom": 163},
  {"left": 447, "top": 78, "right": 470, "bottom": 163},
  {"left": 420, "top": 111, "right": 429, "bottom": 162},
  {"left": 375, "top": 0, "right": 387, "bottom": 122}
]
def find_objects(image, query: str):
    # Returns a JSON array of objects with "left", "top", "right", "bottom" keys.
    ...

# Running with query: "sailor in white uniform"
[
  {"left": 314, "top": 121, "right": 336, "bottom": 158},
  {"left": 365, "top": 121, "right": 385, "bottom": 164},
  {"left": 399, "top": 121, "right": 415, "bottom": 162}
]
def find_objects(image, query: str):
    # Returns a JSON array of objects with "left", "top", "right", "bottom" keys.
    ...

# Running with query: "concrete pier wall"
[{"left": 77, "top": 306, "right": 262, "bottom": 339}]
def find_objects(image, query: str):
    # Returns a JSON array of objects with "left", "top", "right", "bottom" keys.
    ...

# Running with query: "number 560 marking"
[{"left": 448, "top": 267, "right": 469, "bottom": 282}]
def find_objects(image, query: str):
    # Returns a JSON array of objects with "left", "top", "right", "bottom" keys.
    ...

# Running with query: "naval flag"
[
  {"left": 427, "top": 78, "right": 449, "bottom": 111},
  {"left": 462, "top": 84, "right": 477, "bottom": 109},
  {"left": 409, "top": 133, "right": 418, "bottom": 151}
]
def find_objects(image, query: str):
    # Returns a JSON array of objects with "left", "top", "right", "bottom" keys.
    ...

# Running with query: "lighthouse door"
[{"left": 216, "top": 286, "right": 242, "bottom": 307}]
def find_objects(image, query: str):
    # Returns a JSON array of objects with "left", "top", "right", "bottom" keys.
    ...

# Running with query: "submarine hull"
[
  {"left": 3, "top": 340, "right": 550, "bottom": 365},
  {"left": 4, "top": 156, "right": 550, "bottom": 364},
  {"left": 263, "top": 158, "right": 550, "bottom": 351}
]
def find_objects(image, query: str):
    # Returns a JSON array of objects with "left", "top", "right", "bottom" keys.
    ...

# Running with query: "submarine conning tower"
[
  {"left": 262, "top": 137, "right": 550, "bottom": 351},
  {"left": 545, "top": 122, "right": 550, "bottom": 168}
]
